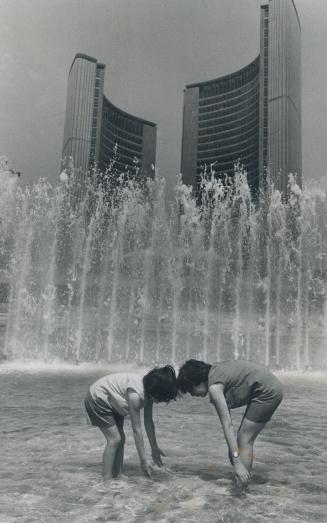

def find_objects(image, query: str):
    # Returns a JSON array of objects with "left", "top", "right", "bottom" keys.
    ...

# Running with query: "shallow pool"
[{"left": 1, "top": 364, "right": 327, "bottom": 522}]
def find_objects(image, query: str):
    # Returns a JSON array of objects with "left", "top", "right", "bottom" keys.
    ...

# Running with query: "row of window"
[
  {"left": 103, "top": 112, "right": 142, "bottom": 136},
  {"left": 198, "top": 81, "right": 258, "bottom": 107},
  {"left": 197, "top": 143, "right": 258, "bottom": 164},
  {"left": 197, "top": 151, "right": 258, "bottom": 169},
  {"left": 198, "top": 115, "right": 259, "bottom": 143},
  {"left": 101, "top": 119, "right": 143, "bottom": 146},
  {"left": 101, "top": 132, "right": 142, "bottom": 155},
  {"left": 102, "top": 103, "right": 143, "bottom": 136},
  {"left": 198, "top": 96, "right": 259, "bottom": 123},
  {"left": 100, "top": 140, "right": 142, "bottom": 161},
  {"left": 99, "top": 159, "right": 136, "bottom": 174},
  {"left": 199, "top": 61, "right": 259, "bottom": 100},
  {"left": 196, "top": 157, "right": 258, "bottom": 175},
  {"left": 198, "top": 113, "right": 259, "bottom": 138},
  {"left": 197, "top": 129, "right": 258, "bottom": 154},
  {"left": 100, "top": 153, "right": 138, "bottom": 172},
  {"left": 198, "top": 105, "right": 259, "bottom": 131},
  {"left": 199, "top": 88, "right": 259, "bottom": 114}
]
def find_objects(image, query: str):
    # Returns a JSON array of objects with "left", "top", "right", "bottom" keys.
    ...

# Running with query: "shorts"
[
  {"left": 84, "top": 391, "right": 124, "bottom": 429},
  {"left": 244, "top": 373, "right": 283, "bottom": 424}
]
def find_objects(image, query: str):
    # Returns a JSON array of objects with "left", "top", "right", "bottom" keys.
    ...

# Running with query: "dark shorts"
[
  {"left": 84, "top": 391, "right": 124, "bottom": 429},
  {"left": 244, "top": 374, "right": 283, "bottom": 424}
]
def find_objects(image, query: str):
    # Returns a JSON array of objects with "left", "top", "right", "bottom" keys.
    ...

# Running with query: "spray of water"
[{"left": 1, "top": 159, "right": 327, "bottom": 369}]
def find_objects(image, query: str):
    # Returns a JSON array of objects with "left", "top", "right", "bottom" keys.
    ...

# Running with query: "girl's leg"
[
  {"left": 237, "top": 417, "right": 266, "bottom": 473},
  {"left": 113, "top": 417, "right": 125, "bottom": 477},
  {"left": 99, "top": 424, "right": 122, "bottom": 480}
]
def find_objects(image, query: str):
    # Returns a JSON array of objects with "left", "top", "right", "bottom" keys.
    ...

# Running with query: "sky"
[{"left": 1, "top": 0, "right": 327, "bottom": 200}]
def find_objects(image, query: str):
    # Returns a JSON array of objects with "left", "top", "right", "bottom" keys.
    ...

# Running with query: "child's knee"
[
  {"left": 237, "top": 430, "right": 253, "bottom": 446},
  {"left": 106, "top": 433, "right": 122, "bottom": 449},
  {"left": 116, "top": 430, "right": 125, "bottom": 446}
]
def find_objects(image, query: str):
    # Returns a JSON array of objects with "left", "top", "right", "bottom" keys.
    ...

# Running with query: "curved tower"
[
  {"left": 99, "top": 97, "right": 156, "bottom": 177},
  {"left": 62, "top": 54, "right": 157, "bottom": 180},
  {"left": 181, "top": 57, "right": 260, "bottom": 193},
  {"left": 181, "top": 0, "right": 301, "bottom": 198},
  {"left": 62, "top": 54, "right": 104, "bottom": 177}
]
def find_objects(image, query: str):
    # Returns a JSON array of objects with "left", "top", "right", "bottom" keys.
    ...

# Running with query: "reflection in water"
[
  {"left": 1, "top": 161, "right": 327, "bottom": 368},
  {"left": 1, "top": 367, "right": 327, "bottom": 522}
]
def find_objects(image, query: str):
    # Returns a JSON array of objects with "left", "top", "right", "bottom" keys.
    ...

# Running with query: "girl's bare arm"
[
  {"left": 209, "top": 383, "right": 250, "bottom": 487},
  {"left": 144, "top": 400, "right": 165, "bottom": 466},
  {"left": 209, "top": 383, "right": 239, "bottom": 455},
  {"left": 127, "top": 390, "right": 152, "bottom": 477}
]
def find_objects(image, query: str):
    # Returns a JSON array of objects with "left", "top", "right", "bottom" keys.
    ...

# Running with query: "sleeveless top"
[
  {"left": 89, "top": 372, "right": 145, "bottom": 416},
  {"left": 208, "top": 360, "right": 272, "bottom": 409}
]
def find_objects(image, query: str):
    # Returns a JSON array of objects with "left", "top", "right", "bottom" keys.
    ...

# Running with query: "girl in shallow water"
[
  {"left": 84, "top": 365, "right": 178, "bottom": 480},
  {"left": 177, "top": 359, "right": 283, "bottom": 488}
]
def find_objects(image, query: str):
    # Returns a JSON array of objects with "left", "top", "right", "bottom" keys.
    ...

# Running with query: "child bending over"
[
  {"left": 85, "top": 365, "right": 178, "bottom": 480},
  {"left": 177, "top": 359, "right": 283, "bottom": 488}
]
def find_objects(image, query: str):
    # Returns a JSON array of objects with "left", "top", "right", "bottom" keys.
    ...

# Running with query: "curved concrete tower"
[
  {"left": 62, "top": 54, "right": 157, "bottom": 180},
  {"left": 181, "top": 0, "right": 301, "bottom": 198}
]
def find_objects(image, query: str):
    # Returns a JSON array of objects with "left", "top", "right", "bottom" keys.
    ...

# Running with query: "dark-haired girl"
[
  {"left": 178, "top": 359, "right": 283, "bottom": 488},
  {"left": 84, "top": 365, "right": 178, "bottom": 480}
]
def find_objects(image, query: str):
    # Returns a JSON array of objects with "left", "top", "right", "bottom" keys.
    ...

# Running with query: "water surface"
[{"left": 1, "top": 365, "right": 327, "bottom": 522}]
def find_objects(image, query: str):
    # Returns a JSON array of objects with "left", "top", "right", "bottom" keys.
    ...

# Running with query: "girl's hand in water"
[
  {"left": 233, "top": 460, "right": 250, "bottom": 488},
  {"left": 141, "top": 459, "right": 153, "bottom": 478},
  {"left": 151, "top": 446, "right": 166, "bottom": 466}
]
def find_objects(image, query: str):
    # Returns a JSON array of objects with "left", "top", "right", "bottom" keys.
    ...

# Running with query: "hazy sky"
[{"left": 1, "top": 0, "right": 327, "bottom": 199}]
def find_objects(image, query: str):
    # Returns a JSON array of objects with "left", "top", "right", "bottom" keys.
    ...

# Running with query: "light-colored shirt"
[{"left": 89, "top": 372, "right": 145, "bottom": 416}]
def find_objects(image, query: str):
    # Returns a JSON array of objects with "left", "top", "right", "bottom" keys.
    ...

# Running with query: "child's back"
[
  {"left": 90, "top": 372, "right": 144, "bottom": 416},
  {"left": 208, "top": 360, "right": 281, "bottom": 409}
]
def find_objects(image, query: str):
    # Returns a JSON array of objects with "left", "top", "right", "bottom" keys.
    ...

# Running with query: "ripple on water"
[{"left": 1, "top": 372, "right": 327, "bottom": 523}]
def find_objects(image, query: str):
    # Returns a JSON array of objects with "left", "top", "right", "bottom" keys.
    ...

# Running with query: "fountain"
[{"left": 1, "top": 159, "right": 327, "bottom": 369}]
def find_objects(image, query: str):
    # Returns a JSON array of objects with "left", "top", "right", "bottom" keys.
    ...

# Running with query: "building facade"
[
  {"left": 181, "top": 0, "right": 301, "bottom": 197},
  {"left": 62, "top": 54, "right": 157, "bottom": 180}
]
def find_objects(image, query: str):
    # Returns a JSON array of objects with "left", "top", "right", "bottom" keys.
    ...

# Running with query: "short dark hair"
[
  {"left": 177, "top": 359, "right": 211, "bottom": 394},
  {"left": 143, "top": 365, "right": 179, "bottom": 402}
]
